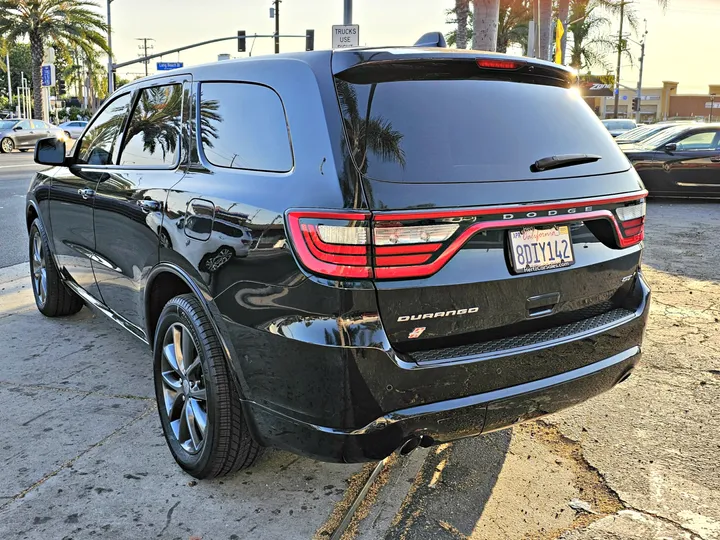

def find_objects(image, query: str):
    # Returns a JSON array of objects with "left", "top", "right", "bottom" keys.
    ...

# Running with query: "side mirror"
[
  {"left": 35, "top": 137, "right": 67, "bottom": 166},
  {"left": 664, "top": 143, "right": 677, "bottom": 153},
  {"left": 13, "top": 125, "right": 22, "bottom": 131}
]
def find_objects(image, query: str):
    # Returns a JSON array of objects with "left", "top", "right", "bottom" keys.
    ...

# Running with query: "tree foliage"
[{"left": 0, "top": 0, "right": 109, "bottom": 118}]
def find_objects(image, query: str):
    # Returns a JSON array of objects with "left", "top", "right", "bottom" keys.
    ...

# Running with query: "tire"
[
  {"left": 19, "top": 148, "right": 30, "bottom": 153},
  {"left": 64, "top": 131, "right": 72, "bottom": 139},
  {"left": 28, "top": 218, "right": 84, "bottom": 317},
  {"left": 153, "top": 294, "right": 261, "bottom": 479},
  {"left": 0, "top": 137, "right": 14, "bottom": 153}
]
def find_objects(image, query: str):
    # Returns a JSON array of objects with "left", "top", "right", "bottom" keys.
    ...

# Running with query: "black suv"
[{"left": 27, "top": 47, "right": 650, "bottom": 479}]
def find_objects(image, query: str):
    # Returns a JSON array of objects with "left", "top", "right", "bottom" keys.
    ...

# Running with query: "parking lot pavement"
[
  {"left": 1, "top": 201, "right": 719, "bottom": 540},
  {"left": 0, "top": 263, "right": 404, "bottom": 540}
]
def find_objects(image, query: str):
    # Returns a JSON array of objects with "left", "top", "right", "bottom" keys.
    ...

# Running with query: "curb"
[{"left": 0, "top": 263, "right": 29, "bottom": 285}]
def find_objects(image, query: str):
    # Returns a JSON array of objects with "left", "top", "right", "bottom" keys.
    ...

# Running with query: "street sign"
[
  {"left": 41, "top": 64, "right": 56, "bottom": 87},
  {"left": 332, "top": 25, "right": 359, "bottom": 48},
  {"left": 622, "top": 95, "right": 628, "bottom": 101},
  {"left": 156, "top": 62, "right": 183, "bottom": 71}
]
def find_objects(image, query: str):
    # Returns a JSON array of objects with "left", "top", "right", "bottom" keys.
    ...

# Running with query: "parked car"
[
  {"left": 0, "top": 119, "right": 64, "bottom": 153},
  {"left": 27, "top": 46, "right": 650, "bottom": 479},
  {"left": 601, "top": 118, "right": 637, "bottom": 137},
  {"left": 58, "top": 120, "right": 89, "bottom": 140},
  {"left": 623, "top": 123, "right": 720, "bottom": 198},
  {"left": 615, "top": 122, "right": 689, "bottom": 145}
]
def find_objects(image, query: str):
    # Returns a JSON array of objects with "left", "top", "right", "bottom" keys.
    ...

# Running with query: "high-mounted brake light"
[{"left": 477, "top": 59, "right": 521, "bottom": 70}]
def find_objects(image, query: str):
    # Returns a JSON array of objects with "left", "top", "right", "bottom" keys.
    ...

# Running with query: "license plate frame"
[{"left": 508, "top": 225, "right": 576, "bottom": 274}]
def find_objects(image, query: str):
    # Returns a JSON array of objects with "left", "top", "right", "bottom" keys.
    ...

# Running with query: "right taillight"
[{"left": 615, "top": 200, "right": 646, "bottom": 247}]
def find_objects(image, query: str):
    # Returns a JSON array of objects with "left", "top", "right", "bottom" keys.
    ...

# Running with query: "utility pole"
[
  {"left": 711, "top": 94, "right": 716, "bottom": 123},
  {"left": 344, "top": 0, "right": 352, "bottom": 24},
  {"left": 274, "top": 0, "right": 281, "bottom": 54},
  {"left": 613, "top": 0, "right": 626, "bottom": 119},
  {"left": 137, "top": 37, "right": 154, "bottom": 76},
  {"left": 107, "top": 0, "right": 114, "bottom": 94},
  {"left": 635, "top": 23, "right": 647, "bottom": 124}
]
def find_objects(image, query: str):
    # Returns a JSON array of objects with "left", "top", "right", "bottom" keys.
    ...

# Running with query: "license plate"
[{"left": 508, "top": 225, "right": 575, "bottom": 273}]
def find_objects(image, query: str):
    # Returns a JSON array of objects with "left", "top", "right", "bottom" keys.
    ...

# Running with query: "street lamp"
[{"left": 711, "top": 94, "right": 716, "bottom": 123}]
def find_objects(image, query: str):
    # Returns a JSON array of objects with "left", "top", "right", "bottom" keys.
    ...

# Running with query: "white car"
[{"left": 58, "top": 120, "right": 88, "bottom": 140}]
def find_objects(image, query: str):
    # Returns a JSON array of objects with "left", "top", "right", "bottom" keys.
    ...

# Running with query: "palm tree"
[
  {"left": 472, "top": 0, "right": 501, "bottom": 51},
  {"left": 455, "top": 0, "right": 471, "bottom": 49},
  {"left": 0, "top": 0, "right": 108, "bottom": 120},
  {"left": 538, "top": 0, "right": 553, "bottom": 60},
  {"left": 497, "top": 0, "right": 531, "bottom": 53}
]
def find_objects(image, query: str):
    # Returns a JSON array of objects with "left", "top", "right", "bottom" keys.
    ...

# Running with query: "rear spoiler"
[{"left": 414, "top": 32, "right": 447, "bottom": 48}]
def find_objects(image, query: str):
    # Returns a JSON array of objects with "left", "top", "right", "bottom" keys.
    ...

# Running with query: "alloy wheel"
[
  {"left": 31, "top": 231, "right": 47, "bottom": 307},
  {"left": 160, "top": 322, "right": 208, "bottom": 454},
  {"left": 1, "top": 138, "right": 13, "bottom": 153}
]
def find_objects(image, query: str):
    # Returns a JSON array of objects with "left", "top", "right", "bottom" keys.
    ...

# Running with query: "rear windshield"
[
  {"left": 335, "top": 78, "right": 630, "bottom": 183},
  {"left": 602, "top": 120, "right": 635, "bottom": 130}
]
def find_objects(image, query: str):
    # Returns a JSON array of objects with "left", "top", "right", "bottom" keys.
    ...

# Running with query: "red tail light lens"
[
  {"left": 615, "top": 200, "right": 646, "bottom": 247},
  {"left": 287, "top": 192, "right": 647, "bottom": 281},
  {"left": 286, "top": 211, "right": 372, "bottom": 279}
]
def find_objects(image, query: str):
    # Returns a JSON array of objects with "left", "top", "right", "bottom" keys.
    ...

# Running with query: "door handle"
[
  {"left": 137, "top": 199, "right": 161, "bottom": 212},
  {"left": 78, "top": 188, "right": 95, "bottom": 199}
]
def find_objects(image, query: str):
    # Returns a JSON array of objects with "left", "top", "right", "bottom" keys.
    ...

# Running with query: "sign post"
[
  {"left": 332, "top": 25, "right": 359, "bottom": 48},
  {"left": 156, "top": 61, "right": 184, "bottom": 71}
]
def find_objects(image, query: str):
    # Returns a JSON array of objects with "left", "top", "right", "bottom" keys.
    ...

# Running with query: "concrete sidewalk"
[{"left": 0, "top": 264, "right": 386, "bottom": 539}]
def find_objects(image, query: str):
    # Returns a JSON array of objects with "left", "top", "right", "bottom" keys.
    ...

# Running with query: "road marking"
[{"left": 0, "top": 164, "right": 41, "bottom": 169}]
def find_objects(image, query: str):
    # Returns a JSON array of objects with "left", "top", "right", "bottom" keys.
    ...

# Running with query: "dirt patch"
[{"left": 521, "top": 421, "right": 624, "bottom": 539}]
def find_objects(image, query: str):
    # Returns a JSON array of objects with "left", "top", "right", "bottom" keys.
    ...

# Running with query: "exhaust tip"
[
  {"left": 399, "top": 437, "right": 421, "bottom": 455},
  {"left": 617, "top": 369, "right": 633, "bottom": 384}
]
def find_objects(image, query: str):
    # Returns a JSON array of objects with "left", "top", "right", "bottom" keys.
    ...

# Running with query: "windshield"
[
  {"left": 0, "top": 120, "right": 18, "bottom": 130},
  {"left": 602, "top": 120, "right": 635, "bottom": 130},
  {"left": 334, "top": 77, "right": 630, "bottom": 183},
  {"left": 639, "top": 125, "right": 689, "bottom": 149},
  {"left": 616, "top": 126, "right": 653, "bottom": 142}
]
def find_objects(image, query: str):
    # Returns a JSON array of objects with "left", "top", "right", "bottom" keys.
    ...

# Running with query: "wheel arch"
[{"left": 144, "top": 263, "right": 249, "bottom": 396}]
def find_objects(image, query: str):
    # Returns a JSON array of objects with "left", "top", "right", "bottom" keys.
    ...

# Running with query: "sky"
[{"left": 108, "top": 0, "right": 719, "bottom": 95}]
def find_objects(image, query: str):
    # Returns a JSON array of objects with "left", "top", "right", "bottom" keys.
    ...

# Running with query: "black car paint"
[
  {"left": 27, "top": 48, "right": 650, "bottom": 463},
  {"left": 624, "top": 124, "right": 720, "bottom": 198}
]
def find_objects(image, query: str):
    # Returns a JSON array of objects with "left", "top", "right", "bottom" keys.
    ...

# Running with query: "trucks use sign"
[{"left": 332, "top": 25, "right": 359, "bottom": 48}]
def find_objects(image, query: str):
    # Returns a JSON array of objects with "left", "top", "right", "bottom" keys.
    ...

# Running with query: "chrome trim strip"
[{"left": 64, "top": 280, "right": 149, "bottom": 344}]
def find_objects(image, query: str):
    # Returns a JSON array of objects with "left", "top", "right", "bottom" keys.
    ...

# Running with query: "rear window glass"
[
  {"left": 335, "top": 78, "right": 630, "bottom": 183},
  {"left": 198, "top": 82, "right": 292, "bottom": 172}
]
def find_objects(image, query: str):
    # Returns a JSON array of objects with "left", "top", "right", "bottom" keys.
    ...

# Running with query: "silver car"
[
  {"left": 0, "top": 119, "right": 65, "bottom": 153},
  {"left": 58, "top": 120, "right": 89, "bottom": 140}
]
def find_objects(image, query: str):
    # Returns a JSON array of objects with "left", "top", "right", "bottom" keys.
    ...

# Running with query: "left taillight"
[
  {"left": 286, "top": 210, "right": 373, "bottom": 279},
  {"left": 615, "top": 199, "right": 646, "bottom": 247}
]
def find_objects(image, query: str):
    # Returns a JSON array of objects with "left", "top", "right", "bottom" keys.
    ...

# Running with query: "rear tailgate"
[{"left": 332, "top": 50, "right": 646, "bottom": 357}]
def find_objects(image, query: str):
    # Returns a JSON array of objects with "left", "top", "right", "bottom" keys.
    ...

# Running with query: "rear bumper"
[
  {"left": 243, "top": 273, "right": 650, "bottom": 463},
  {"left": 247, "top": 345, "right": 640, "bottom": 462}
]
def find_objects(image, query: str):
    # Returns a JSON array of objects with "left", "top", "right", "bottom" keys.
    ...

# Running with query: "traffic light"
[
  {"left": 238, "top": 30, "right": 246, "bottom": 52},
  {"left": 632, "top": 97, "right": 639, "bottom": 112},
  {"left": 57, "top": 79, "right": 66, "bottom": 95},
  {"left": 306, "top": 29, "right": 315, "bottom": 51}
]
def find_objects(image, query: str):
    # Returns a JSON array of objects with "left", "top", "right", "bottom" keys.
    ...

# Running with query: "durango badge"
[{"left": 397, "top": 307, "right": 479, "bottom": 322}]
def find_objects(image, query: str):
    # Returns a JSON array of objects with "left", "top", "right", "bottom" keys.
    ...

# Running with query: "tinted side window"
[
  {"left": 32, "top": 120, "right": 48, "bottom": 129},
  {"left": 119, "top": 84, "right": 183, "bottom": 167},
  {"left": 78, "top": 92, "right": 133, "bottom": 165},
  {"left": 17, "top": 120, "right": 30, "bottom": 130},
  {"left": 199, "top": 82, "right": 292, "bottom": 172}
]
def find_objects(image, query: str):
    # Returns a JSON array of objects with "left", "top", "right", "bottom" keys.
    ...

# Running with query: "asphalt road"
[{"left": 0, "top": 151, "right": 44, "bottom": 268}]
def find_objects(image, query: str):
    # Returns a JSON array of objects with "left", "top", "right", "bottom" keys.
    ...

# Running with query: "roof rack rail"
[{"left": 414, "top": 32, "right": 447, "bottom": 48}]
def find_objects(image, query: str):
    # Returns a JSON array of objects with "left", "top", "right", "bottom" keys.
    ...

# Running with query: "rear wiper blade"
[{"left": 531, "top": 154, "right": 602, "bottom": 172}]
